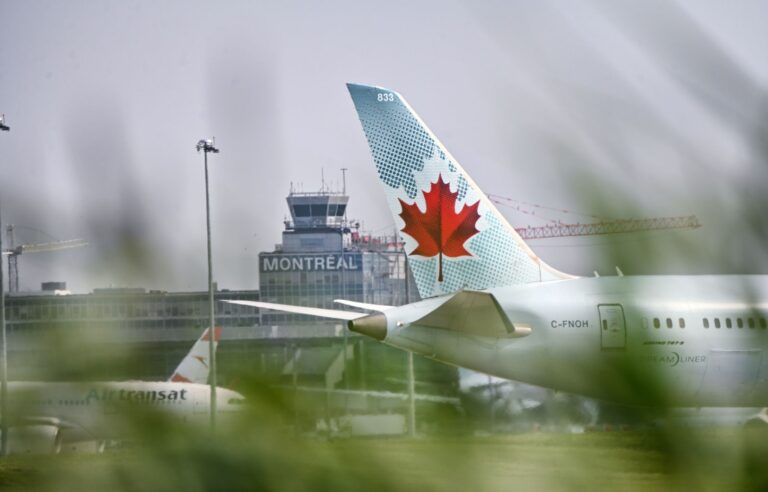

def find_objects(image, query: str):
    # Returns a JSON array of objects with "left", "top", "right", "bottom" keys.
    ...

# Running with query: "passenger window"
[
  {"left": 748, "top": 318, "right": 755, "bottom": 329},
  {"left": 679, "top": 318, "right": 685, "bottom": 329},
  {"left": 760, "top": 318, "right": 767, "bottom": 329},
  {"left": 715, "top": 318, "right": 721, "bottom": 328},
  {"left": 653, "top": 318, "right": 660, "bottom": 329},
  {"left": 703, "top": 318, "right": 709, "bottom": 329},
  {"left": 666, "top": 318, "right": 673, "bottom": 329},
  {"left": 726, "top": 318, "right": 732, "bottom": 329},
  {"left": 737, "top": 318, "right": 743, "bottom": 328}
]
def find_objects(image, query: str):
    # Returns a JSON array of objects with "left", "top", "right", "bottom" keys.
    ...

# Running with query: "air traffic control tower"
[
  {"left": 281, "top": 187, "right": 349, "bottom": 252},
  {"left": 259, "top": 186, "right": 413, "bottom": 325}
]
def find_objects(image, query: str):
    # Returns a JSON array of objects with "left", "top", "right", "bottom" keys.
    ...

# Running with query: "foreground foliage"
[{"left": 1, "top": 421, "right": 767, "bottom": 492}]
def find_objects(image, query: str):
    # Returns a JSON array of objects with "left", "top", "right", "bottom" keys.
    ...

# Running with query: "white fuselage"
[
  {"left": 4, "top": 381, "right": 244, "bottom": 442},
  {"left": 383, "top": 275, "right": 768, "bottom": 407}
]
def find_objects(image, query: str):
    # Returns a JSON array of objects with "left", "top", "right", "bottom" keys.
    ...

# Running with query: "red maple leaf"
[{"left": 398, "top": 174, "right": 481, "bottom": 282}]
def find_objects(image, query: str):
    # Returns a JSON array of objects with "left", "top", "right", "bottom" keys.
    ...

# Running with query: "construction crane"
[
  {"left": 2, "top": 225, "right": 88, "bottom": 293},
  {"left": 512, "top": 215, "right": 701, "bottom": 239},
  {"left": 487, "top": 194, "right": 701, "bottom": 240}
]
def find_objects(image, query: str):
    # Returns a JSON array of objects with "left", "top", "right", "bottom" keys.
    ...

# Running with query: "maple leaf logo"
[{"left": 398, "top": 174, "right": 481, "bottom": 282}]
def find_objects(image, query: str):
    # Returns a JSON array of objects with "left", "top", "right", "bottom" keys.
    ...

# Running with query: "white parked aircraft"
[
  {"left": 2, "top": 327, "right": 245, "bottom": 453},
  {"left": 227, "top": 84, "right": 768, "bottom": 412}
]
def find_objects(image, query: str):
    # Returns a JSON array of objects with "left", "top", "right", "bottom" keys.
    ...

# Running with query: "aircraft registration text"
[{"left": 551, "top": 320, "right": 589, "bottom": 328}]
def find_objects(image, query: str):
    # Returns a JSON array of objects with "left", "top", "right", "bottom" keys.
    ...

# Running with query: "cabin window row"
[
  {"left": 648, "top": 317, "right": 768, "bottom": 329},
  {"left": 702, "top": 317, "right": 766, "bottom": 329},
  {"left": 651, "top": 318, "right": 686, "bottom": 329}
]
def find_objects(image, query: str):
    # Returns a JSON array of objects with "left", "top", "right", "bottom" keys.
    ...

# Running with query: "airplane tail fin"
[
  {"left": 346, "top": 84, "right": 573, "bottom": 298},
  {"left": 169, "top": 326, "right": 221, "bottom": 384}
]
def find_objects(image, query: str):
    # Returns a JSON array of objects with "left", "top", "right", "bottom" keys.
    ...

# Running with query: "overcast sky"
[{"left": 1, "top": 0, "right": 767, "bottom": 293}]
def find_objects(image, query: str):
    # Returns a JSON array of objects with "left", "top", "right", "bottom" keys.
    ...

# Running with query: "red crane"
[{"left": 487, "top": 194, "right": 701, "bottom": 240}]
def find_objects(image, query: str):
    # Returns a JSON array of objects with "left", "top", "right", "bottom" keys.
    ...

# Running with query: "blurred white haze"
[{"left": 0, "top": 0, "right": 766, "bottom": 293}]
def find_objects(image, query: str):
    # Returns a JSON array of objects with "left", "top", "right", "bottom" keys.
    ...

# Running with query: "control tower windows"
[
  {"left": 328, "top": 204, "right": 347, "bottom": 216},
  {"left": 310, "top": 204, "right": 327, "bottom": 217},
  {"left": 293, "top": 205, "right": 311, "bottom": 217}
]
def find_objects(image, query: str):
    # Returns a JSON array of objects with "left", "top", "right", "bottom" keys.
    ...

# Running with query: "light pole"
[
  {"left": 196, "top": 137, "right": 219, "bottom": 432},
  {"left": 0, "top": 203, "right": 6, "bottom": 456},
  {"left": 0, "top": 114, "right": 9, "bottom": 456}
]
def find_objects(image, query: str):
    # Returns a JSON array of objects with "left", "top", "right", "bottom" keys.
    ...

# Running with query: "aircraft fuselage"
[
  {"left": 3, "top": 381, "right": 244, "bottom": 443},
  {"left": 383, "top": 275, "right": 768, "bottom": 407}
]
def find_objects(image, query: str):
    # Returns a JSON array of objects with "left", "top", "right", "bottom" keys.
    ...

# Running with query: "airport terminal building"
[
  {"left": 5, "top": 284, "right": 261, "bottom": 380},
  {"left": 4, "top": 185, "right": 459, "bottom": 434}
]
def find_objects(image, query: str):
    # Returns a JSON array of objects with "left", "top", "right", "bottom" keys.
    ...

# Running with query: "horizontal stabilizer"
[
  {"left": 224, "top": 300, "right": 366, "bottom": 321},
  {"left": 334, "top": 299, "right": 393, "bottom": 312},
  {"left": 413, "top": 291, "right": 530, "bottom": 338}
]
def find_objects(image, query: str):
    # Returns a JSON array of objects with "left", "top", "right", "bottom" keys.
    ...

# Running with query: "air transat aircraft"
[
  {"left": 2, "top": 327, "right": 244, "bottom": 453},
  {"left": 228, "top": 84, "right": 768, "bottom": 413}
]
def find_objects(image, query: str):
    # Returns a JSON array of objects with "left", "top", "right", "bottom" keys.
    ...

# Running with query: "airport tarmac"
[{"left": 1, "top": 429, "right": 766, "bottom": 491}]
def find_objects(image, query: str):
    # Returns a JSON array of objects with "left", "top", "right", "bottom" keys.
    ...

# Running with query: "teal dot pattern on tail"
[{"left": 347, "top": 83, "right": 571, "bottom": 299}]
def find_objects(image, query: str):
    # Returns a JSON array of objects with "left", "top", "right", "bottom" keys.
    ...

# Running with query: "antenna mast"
[{"left": 341, "top": 168, "right": 348, "bottom": 195}]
